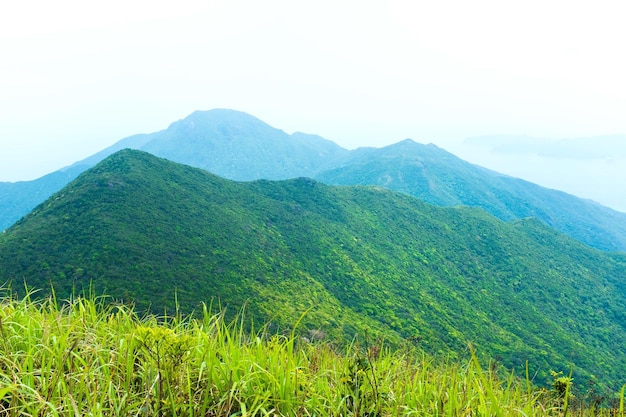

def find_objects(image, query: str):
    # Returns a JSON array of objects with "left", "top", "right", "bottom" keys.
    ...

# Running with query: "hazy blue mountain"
[
  {"left": 461, "top": 134, "right": 626, "bottom": 213},
  {"left": 2, "top": 109, "right": 626, "bottom": 252},
  {"left": 466, "top": 134, "right": 626, "bottom": 159},
  {"left": 67, "top": 133, "right": 155, "bottom": 168},
  {"left": 0, "top": 110, "right": 347, "bottom": 230},
  {"left": 138, "top": 109, "right": 348, "bottom": 180},
  {"left": 313, "top": 139, "right": 626, "bottom": 252},
  {"left": 0, "top": 166, "right": 85, "bottom": 231},
  {"left": 0, "top": 134, "right": 154, "bottom": 231}
]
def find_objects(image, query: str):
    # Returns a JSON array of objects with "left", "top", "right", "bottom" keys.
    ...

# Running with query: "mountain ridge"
[
  {"left": 2, "top": 109, "right": 626, "bottom": 252},
  {"left": 1, "top": 149, "right": 625, "bottom": 387}
]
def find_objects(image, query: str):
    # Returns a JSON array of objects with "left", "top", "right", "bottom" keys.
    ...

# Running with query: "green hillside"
[
  {"left": 0, "top": 133, "right": 153, "bottom": 231},
  {"left": 1, "top": 149, "right": 625, "bottom": 388},
  {"left": 0, "top": 166, "right": 86, "bottom": 231},
  {"left": 314, "top": 139, "right": 626, "bottom": 252},
  {"left": 3, "top": 110, "right": 626, "bottom": 254}
]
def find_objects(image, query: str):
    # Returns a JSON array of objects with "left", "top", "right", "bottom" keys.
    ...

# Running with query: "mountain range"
[
  {"left": 1, "top": 109, "right": 625, "bottom": 253},
  {"left": 1, "top": 149, "right": 626, "bottom": 389},
  {"left": 2, "top": 109, "right": 626, "bottom": 253}
]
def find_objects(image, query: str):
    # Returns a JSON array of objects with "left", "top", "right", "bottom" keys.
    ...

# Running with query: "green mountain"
[
  {"left": 1, "top": 149, "right": 625, "bottom": 388},
  {"left": 314, "top": 139, "right": 626, "bottom": 252},
  {"left": 0, "top": 134, "right": 154, "bottom": 231},
  {"left": 2, "top": 109, "right": 626, "bottom": 253},
  {"left": 0, "top": 166, "right": 87, "bottom": 232},
  {"left": 0, "top": 109, "right": 347, "bottom": 230}
]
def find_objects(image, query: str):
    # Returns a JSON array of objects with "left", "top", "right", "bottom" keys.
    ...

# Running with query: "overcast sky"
[{"left": 1, "top": 0, "right": 625, "bottom": 209}]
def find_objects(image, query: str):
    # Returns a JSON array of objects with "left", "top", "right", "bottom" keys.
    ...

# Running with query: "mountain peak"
[
  {"left": 187, "top": 108, "right": 263, "bottom": 121},
  {"left": 168, "top": 108, "right": 275, "bottom": 132},
  {"left": 366, "top": 139, "right": 456, "bottom": 161},
  {"left": 136, "top": 109, "right": 348, "bottom": 181}
]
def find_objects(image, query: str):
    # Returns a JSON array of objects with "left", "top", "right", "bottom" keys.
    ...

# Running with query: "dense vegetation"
[
  {"left": 3, "top": 109, "right": 626, "bottom": 253},
  {"left": 1, "top": 150, "right": 625, "bottom": 391},
  {"left": 0, "top": 294, "right": 623, "bottom": 416},
  {"left": 0, "top": 133, "right": 154, "bottom": 232},
  {"left": 314, "top": 139, "right": 626, "bottom": 252}
]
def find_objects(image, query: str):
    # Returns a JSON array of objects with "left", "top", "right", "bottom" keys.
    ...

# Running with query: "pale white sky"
[{"left": 1, "top": 0, "right": 625, "bottom": 209}]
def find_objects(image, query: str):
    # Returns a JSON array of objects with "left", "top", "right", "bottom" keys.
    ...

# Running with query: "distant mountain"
[
  {"left": 0, "top": 134, "right": 154, "bottom": 231},
  {"left": 1, "top": 149, "right": 625, "bottom": 387},
  {"left": 0, "top": 166, "right": 86, "bottom": 231},
  {"left": 313, "top": 139, "right": 626, "bottom": 252},
  {"left": 0, "top": 109, "right": 347, "bottom": 230},
  {"left": 2, "top": 109, "right": 626, "bottom": 252},
  {"left": 466, "top": 134, "right": 626, "bottom": 159},
  {"left": 461, "top": 134, "right": 626, "bottom": 214},
  {"left": 138, "top": 109, "right": 348, "bottom": 180}
]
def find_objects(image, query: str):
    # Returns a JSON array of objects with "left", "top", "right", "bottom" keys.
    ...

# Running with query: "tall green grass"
[{"left": 0, "top": 294, "right": 622, "bottom": 416}]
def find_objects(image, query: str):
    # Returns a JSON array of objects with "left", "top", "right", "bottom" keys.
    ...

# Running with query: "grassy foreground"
[{"left": 0, "top": 295, "right": 623, "bottom": 416}]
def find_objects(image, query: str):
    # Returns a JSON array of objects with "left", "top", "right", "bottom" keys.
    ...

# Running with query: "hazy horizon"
[{"left": 2, "top": 1, "right": 625, "bottom": 211}]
